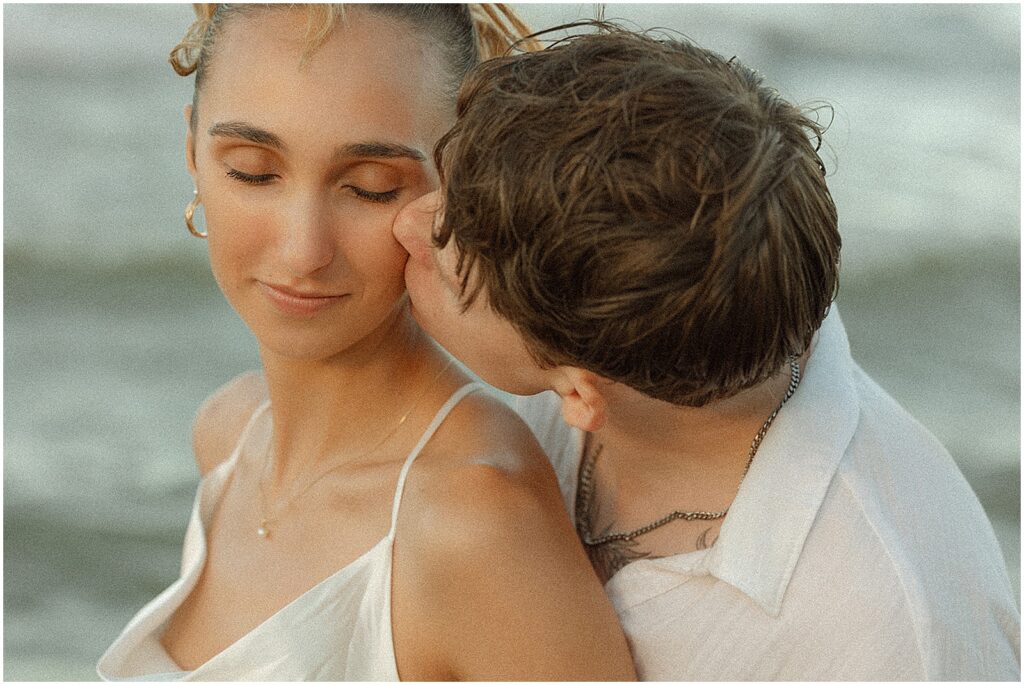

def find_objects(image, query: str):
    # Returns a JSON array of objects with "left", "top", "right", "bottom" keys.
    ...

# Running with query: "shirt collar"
[{"left": 703, "top": 307, "right": 861, "bottom": 617}]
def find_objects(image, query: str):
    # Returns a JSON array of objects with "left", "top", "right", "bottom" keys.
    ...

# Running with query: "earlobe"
[{"left": 553, "top": 368, "right": 608, "bottom": 432}]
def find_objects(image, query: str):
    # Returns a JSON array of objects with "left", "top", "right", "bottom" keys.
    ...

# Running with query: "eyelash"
[
  {"left": 225, "top": 168, "right": 399, "bottom": 204},
  {"left": 350, "top": 187, "right": 400, "bottom": 204},
  {"left": 226, "top": 168, "right": 275, "bottom": 185}
]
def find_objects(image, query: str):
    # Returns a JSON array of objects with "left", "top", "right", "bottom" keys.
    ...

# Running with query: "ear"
[
  {"left": 551, "top": 367, "right": 608, "bottom": 432},
  {"left": 183, "top": 104, "right": 197, "bottom": 177}
]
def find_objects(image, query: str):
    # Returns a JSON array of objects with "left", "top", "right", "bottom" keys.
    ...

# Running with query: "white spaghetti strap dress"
[{"left": 97, "top": 383, "right": 482, "bottom": 681}]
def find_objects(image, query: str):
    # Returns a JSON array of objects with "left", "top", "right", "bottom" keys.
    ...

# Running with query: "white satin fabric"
[{"left": 98, "top": 383, "right": 481, "bottom": 682}]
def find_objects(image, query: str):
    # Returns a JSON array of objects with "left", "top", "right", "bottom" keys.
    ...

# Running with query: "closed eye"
[
  {"left": 226, "top": 168, "right": 276, "bottom": 185},
  {"left": 348, "top": 186, "right": 400, "bottom": 204}
]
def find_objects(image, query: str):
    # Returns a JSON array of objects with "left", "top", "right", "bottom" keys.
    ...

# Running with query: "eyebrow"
[
  {"left": 208, "top": 121, "right": 284, "bottom": 149},
  {"left": 335, "top": 142, "right": 426, "bottom": 163},
  {"left": 208, "top": 121, "right": 426, "bottom": 162}
]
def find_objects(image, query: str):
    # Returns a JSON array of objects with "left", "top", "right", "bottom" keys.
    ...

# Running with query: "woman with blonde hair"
[{"left": 97, "top": 4, "right": 633, "bottom": 680}]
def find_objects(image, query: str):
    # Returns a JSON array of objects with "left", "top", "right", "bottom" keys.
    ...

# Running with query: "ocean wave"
[{"left": 3, "top": 242, "right": 211, "bottom": 282}]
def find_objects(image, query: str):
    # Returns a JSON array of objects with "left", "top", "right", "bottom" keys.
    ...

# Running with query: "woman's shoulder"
[
  {"left": 392, "top": 385, "right": 635, "bottom": 680},
  {"left": 424, "top": 387, "right": 555, "bottom": 487},
  {"left": 192, "top": 371, "right": 268, "bottom": 476},
  {"left": 407, "top": 386, "right": 572, "bottom": 555}
]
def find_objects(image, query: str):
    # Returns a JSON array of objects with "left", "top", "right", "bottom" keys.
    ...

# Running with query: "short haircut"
[{"left": 433, "top": 25, "right": 841, "bottom": 407}]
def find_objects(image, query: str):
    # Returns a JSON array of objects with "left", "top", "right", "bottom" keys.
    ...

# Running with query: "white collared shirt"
[{"left": 513, "top": 309, "right": 1020, "bottom": 680}]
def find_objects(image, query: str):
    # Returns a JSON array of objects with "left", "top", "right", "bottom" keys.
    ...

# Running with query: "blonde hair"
[
  {"left": 467, "top": 4, "right": 540, "bottom": 59},
  {"left": 170, "top": 3, "right": 538, "bottom": 127}
]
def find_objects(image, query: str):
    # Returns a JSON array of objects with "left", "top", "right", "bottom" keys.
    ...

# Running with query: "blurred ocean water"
[{"left": 4, "top": 4, "right": 1019, "bottom": 680}]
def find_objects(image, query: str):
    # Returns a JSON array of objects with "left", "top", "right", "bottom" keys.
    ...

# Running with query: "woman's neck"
[{"left": 257, "top": 308, "right": 445, "bottom": 485}]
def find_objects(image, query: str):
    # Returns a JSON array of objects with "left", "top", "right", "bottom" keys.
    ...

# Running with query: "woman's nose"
[
  {"left": 280, "top": 193, "right": 336, "bottom": 277},
  {"left": 392, "top": 189, "right": 442, "bottom": 257}
]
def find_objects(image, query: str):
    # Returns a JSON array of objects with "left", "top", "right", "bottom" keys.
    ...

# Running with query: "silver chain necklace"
[{"left": 578, "top": 356, "right": 801, "bottom": 547}]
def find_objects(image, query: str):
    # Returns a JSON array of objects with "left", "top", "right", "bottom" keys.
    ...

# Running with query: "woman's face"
[{"left": 186, "top": 8, "right": 448, "bottom": 360}]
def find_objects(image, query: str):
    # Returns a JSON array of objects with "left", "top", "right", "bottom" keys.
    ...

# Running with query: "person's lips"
[{"left": 257, "top": 281, "right": 348, "bottom": 316}]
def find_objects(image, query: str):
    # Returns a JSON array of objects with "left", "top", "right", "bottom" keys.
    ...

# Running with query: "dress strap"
[{"left": 387, "top": 383, "right": 483, "bottom": 536}]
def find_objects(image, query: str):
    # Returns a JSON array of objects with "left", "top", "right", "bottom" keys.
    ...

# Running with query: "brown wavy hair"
[
  {"left": 169, "top": 4, "right": 539, "bottom": 130},
  {"left": 434, "top": 24, "right": 841, "bottom": 407}
]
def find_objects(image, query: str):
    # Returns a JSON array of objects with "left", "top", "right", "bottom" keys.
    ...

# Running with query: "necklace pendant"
[{"left": 257, "top": 522, "right": 270, "bottom": 539}]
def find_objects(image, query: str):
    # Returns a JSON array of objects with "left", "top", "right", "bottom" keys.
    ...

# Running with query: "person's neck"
[
  {"left": 590, "top": 356, "right": 803, "bottom": 513},
  {"left": 258, "top": 308, "right": 444, "bottom": 487}
]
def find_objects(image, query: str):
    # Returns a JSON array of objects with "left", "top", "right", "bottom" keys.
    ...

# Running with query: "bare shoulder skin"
[
  {"left": 191, "top": 371, "right": 268, "bottom": 477},
  {"left": 392, "top": 391, "right": 636, "bottom": 681}
]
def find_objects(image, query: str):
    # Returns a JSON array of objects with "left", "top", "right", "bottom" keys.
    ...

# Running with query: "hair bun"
[
  {"left": 469, "top": 4, "right": 540, "bottom": 60},
  {"left": 169, "top": 3, "right": 218, "bottom": 76}
]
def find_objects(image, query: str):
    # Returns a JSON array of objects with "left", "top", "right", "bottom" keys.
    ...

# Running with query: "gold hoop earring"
[{"left": 185, "top": 189, "right": 207, "bottom": 239}]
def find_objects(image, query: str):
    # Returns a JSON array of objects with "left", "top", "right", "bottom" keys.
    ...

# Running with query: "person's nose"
[
  {"left": 279, "top": 190, "right": 336, "bottom": 277},
  {"left": 392, "top": 189, "right": 442, "bottom": 260}
]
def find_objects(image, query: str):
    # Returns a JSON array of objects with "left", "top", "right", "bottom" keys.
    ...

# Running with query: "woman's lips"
[{"left": 257, "top": 281, "right": 348, "bottom": 316}]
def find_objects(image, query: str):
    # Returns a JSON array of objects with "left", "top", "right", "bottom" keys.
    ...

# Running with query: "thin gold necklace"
[
  {"left": 254, "top": 358, "right": 454, "bottom": 540},
  {"left": 577, "top": 356, "right": 801, "bottom": 547}
]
